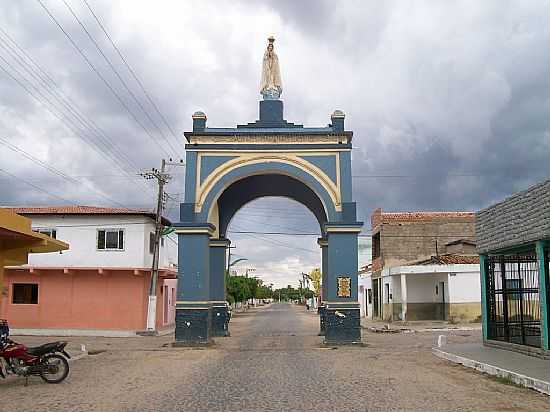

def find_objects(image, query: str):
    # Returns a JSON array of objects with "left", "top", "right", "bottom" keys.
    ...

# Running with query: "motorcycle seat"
[{"left": 27, "top": 341, "right": 65, "bottom": 356}]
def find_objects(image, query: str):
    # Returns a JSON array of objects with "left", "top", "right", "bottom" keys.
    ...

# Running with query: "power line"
[
  {"left": 0, "top": 39, "right": 152, "bottom": 192},
  {"left": 230, "top": 225, "right": 319, "bottom": 255},
  {"left": 0, "top": 168, "right": 77, "bottom": 205},
  {"left": 81, "top": 0, "right": 185, "bottom": 152},
  {"left": 61, "top": 0, "right": 179, "bottom": 155},
  {"left": 0, "top": 25, "right": 157, "bottom": 196},
  {"left": 36, "top": 0, "right": 171, "bottom": 158},
  {"left": 0, "top": 27, "right": 141, "bottom": 174},
  {"left": 0, "top": 136, "right": 134, "bottom": 208},
  {"left": 228, "top": 230, "right": 475, "bottom": 238}
]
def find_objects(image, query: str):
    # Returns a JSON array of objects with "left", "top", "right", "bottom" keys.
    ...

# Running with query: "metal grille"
[{"left": 486, "top": 253, "right": 541, "bottom": 347}]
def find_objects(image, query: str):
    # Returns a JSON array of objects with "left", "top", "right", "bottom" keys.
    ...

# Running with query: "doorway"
[{"left": 373, "top": 279, "right": 380, "bottom": 318}]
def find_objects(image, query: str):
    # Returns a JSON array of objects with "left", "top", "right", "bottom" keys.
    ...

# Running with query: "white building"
[
  {"left": 1, "top": 206, "right": 178, "bottom": 336},
  {"left": 359, "top": 256, "right": 481, "bottom": 323},
  {"left": 18, "top": 206, "right": 177, "bottom": 269},
  {"left": 358, "top": 264, "right": 372, "bottom": 319}
]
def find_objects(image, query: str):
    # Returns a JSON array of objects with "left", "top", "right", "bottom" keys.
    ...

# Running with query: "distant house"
[
  {"left": 0, "top": 206, "right": 177, "bottom": 336},
  {"left": 367, "top": 209, "right": 481, "bottom": 322}
]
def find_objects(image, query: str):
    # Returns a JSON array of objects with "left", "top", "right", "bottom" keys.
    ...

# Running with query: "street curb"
[
  {"left": 432, "top": 348, "right": 550, "bottom": 396},
  {"left": 361, "top": 324, "right": 481, "bottom": 333}
]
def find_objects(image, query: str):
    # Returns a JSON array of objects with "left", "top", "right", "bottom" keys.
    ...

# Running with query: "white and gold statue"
[{"left": 260, "top": 36, "right": 282, "bottom": 100}]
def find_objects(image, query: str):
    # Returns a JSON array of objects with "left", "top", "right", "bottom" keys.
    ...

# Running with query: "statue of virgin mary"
[{"left": 260, "top": 36, "right": 282, "bottom": 100}]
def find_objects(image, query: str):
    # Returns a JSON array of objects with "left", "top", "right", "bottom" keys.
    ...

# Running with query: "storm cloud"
[{"left": 1, "top": 1, "right": 549, "bottom": 287}]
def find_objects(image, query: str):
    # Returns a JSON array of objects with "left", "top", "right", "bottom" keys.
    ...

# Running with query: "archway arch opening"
[{"left": 210, "top": 174, "right": 329, "bottom": 239}]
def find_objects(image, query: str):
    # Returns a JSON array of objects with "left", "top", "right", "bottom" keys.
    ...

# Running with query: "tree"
[{"left": 308, "top": 268, "right": 321, "bottom": 297}]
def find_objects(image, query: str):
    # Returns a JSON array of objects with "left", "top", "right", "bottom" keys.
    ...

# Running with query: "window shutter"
[
  {"left": 97, "top": 230, "right": 105, "bottom": 249},
  {"left": 119, "top": 230, "right": 124, "bottom": 249}
]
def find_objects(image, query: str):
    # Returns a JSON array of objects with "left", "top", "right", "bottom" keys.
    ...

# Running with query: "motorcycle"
[{"left": 0, "top": 319, "right": 71, "bottom": 384}]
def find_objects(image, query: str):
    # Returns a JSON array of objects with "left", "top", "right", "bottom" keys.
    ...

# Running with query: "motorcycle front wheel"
[{"left": 39, "top": 354, "right": 69, "bottom": 384}]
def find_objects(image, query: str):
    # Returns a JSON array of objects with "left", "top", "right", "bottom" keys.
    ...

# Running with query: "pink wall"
[
  {"left": 156, "top": 278, "right": 176, "bottom": 329},
  {"left": 0, "top": 269, "right": 176, "bottom": 331}
]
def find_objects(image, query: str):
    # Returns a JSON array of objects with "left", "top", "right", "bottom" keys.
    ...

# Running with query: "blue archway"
[{"left": 174, "top": 99, "right": 363, "bottom": 345}]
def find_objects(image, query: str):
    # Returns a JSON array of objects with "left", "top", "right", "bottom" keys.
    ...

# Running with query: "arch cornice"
[{"left": 195, "top": 154, "right": 342, "bottom": 215}]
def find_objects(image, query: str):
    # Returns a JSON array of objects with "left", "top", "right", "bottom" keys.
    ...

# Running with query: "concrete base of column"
[
  {"left": 174, "top": 306, "right": 212, "bottom": 346},
  {"left": 324, "top": 305, "right": 361, "bottom": 345},
  {"left": 211, "top": 304, "right": 230, "bottom": 337}
]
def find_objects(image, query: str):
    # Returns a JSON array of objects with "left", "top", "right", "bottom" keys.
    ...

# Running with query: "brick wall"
[
  {"left": 476, "top": 179, "right": 550, "bottom": 254},
  {"left": 379, "top": 217, "right": 475, "bottom": 268}
]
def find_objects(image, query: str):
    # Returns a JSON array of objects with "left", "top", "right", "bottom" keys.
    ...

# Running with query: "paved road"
[{"left": 2, "top": 303, "right": 549, "bottom": 411}]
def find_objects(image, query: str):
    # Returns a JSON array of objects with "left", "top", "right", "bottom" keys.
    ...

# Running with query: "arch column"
[
  {"left": 210, "top": 238, "right": 230, "bottom": 337},
  {"left": 323, "top": 222, "right": 363, "bottom": 344},
  {"left": 173, "top": 223, "right": 215, "bottom": 346},
  {"left": 317, "top": 237, "right": 328, "bottom": 335}
]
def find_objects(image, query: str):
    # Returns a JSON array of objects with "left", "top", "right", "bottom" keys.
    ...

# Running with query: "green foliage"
[
  {"left": 272, "top": 285, "right": 314, "bottom": 301},
  {"left": 225, "top": 273, "right": 273, "bottom": 303},
  {"left": 308, "top": 268, "right": 321, "bottom": 297}
]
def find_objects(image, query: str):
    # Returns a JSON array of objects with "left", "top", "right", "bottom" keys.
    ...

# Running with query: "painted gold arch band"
[{"left": 195, "top": 154, "right": 342, "bottom": 214}]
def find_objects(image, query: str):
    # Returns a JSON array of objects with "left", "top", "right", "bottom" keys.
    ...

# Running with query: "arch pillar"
[
  {"left": 210, "top": 238, "right": 230, "bottom": 337},
  {"left": 173, "top": 223, "right": 215, "bottom": 346},
  {"left": 317, "top": 237, "right": 328, "bottom": 336},
  {"left": 323, "top": 222, "right": 363, "bottom": 344}
]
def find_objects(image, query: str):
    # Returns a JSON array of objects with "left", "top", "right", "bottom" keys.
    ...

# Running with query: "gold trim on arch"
[{"left": 195, "top": 153, "right": 342, "bottom": 214}]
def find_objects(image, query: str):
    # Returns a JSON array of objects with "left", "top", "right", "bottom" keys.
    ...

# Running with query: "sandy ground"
[{"left": 1, "top": 303, "right": 548, "bottom": 411}]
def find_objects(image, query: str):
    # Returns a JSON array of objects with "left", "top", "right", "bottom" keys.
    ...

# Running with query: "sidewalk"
[
  {"left": 434, "top": 343, "right": 550, "bottom": 395},
  {"left": 361, "top": 317, "right": 481, "bottom": 333}
]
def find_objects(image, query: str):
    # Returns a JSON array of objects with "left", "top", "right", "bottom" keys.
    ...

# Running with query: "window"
[
  {"left": 149, "top": 232, "right": 155, "bottom": 254},
  {"left": 161, "top": 236, "right": 165, "bottom": 247},
  {"left": 367, "top": 289, "right": 372, "bottom": 304},
  {"left": 97, "top": 229, "right": 124, "bottom": 250},
  {"left": 34, "top": 228, "right": 56, "bottom": 239},
  {"left": 12, "top": 284, "right": 38, "bottom": 304},
  {"left": 372, "top": 232, "right": 381, "bottom": 259},
  {"left": 385, "top": 283, "right": 390, "bottom": 303}
]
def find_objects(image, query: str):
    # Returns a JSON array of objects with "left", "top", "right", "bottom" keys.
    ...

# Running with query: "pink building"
[{"left": 0, "top": 206, "right": 178, "bottom": 336}]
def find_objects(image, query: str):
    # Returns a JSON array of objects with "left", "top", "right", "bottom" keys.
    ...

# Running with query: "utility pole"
[
  {"left": 226, "top": 244, "right": 237, "bottom": 273},
  {"left": 140, "top": 159, "right": 172, "bottom": 331}
]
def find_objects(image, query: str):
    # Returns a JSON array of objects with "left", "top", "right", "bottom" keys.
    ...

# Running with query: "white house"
[
  {"left": 0, "top": 206, "right": 178, "bottom": 336},
  {"left": 359, "top": 256, "right": 481, "bottom": 323},
  {"left": 358, "top": 264, "right": 372, "bottom": 319}
]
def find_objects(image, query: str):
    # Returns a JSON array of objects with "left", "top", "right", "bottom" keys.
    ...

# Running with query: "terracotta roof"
[
  {"left": 412, "top": 254, "right": 480, "bottom": 265},
  {"left": 380, "top": 211, "right": 474, "bottom": 222},
  {"left": 3, "top": 206, "right": 172, "bottom": 225},
  {"left": 4, "top": 206, "right": 151, "bottom": 215}
]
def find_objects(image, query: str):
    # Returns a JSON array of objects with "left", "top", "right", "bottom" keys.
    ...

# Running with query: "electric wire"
[
  {"left": 0, "top": 26, "right": 155, "bottom": 195},
  {"left": 81, "top": 0, "right": 185, "bottom": 152},
  {"left": 36, "top": 0, "right": 171, "bottom": 158},
  {"left": 0, "top": 55, "right": 155, "bottom": 198},
  {"left": 61, "top": 0, "right": 179, "bottom": 155},
  {"left": 0, "top": 168, "right": 77, "bottom": 205},
  {"left": 0, "top": 137, "right": 135, "bottom": 208},
  {"left": 0, "top": 29, "right": 141, "bottom": 174}
]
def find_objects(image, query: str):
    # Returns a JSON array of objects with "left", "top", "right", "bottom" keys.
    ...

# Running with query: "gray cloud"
[{"left": 1, "top": 1, "right": 549, "bottom": 287}]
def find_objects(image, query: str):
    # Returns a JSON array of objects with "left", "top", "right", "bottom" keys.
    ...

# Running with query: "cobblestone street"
[{"left": 1, "top": 303, "right": 549, "bottom": 411}]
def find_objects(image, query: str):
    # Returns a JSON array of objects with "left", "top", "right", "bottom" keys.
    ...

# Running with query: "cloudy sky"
[{"left": 1, "top": 1, "right": 549, "bottom": 288}]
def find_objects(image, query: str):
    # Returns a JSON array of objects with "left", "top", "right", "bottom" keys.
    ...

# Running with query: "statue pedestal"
[{"left": 259, "top": 99, "right": 283, "bottom": 124}]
